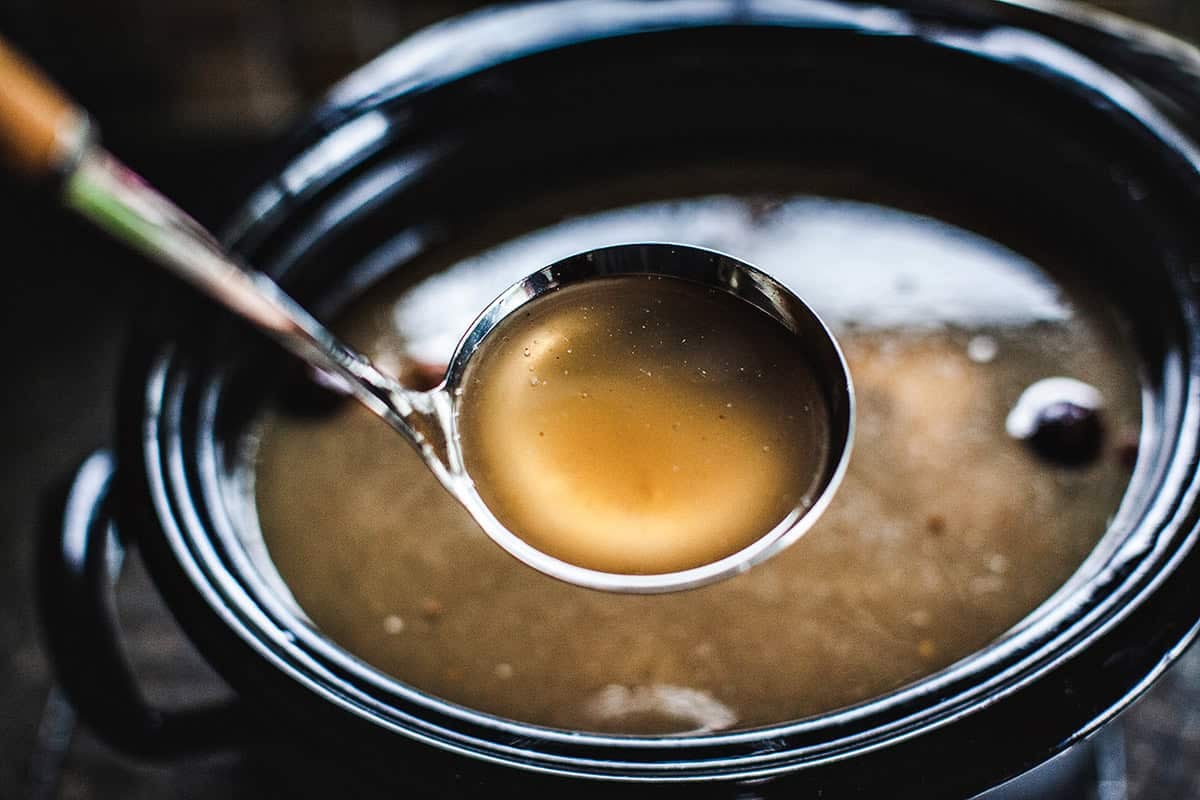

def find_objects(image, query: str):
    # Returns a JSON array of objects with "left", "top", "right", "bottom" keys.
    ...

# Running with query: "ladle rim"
[{"left": 436, "top": 242, "right": 855, "bottom": 593}]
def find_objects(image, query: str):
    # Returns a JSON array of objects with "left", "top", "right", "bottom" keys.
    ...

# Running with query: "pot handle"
[{"left": 38, "top": 450, "right": 245, "bottom": 758}]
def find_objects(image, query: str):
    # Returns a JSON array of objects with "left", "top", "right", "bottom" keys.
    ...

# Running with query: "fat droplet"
[{"left": 967, "top": 335, "right": 998, "bottom": 364}]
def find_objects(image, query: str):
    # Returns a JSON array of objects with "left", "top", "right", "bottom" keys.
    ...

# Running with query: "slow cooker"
[{"left": 39, "top": 1, "right": 1200, "bottom": 796}]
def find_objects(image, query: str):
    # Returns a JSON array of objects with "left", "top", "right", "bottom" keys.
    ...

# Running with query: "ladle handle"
[
  {"left": 0, "top": 36, "right": 441, "bottom": 455},
  {"left": 59, "top": 146, "right": 436, "bottom": 446},
  {"left": 0, "top": 39, "right": 320, "bottom": 346},
  {"left": 0, "top": 37, "right": 88, "bottom": 179}
]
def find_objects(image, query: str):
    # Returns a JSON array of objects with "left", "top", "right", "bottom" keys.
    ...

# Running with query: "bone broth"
[
  {"left": 251, "top": 176, "right": 1141, "bottom": 734},
  {"left": 457, "top": 276, "right": 831, "bottom": 574}
]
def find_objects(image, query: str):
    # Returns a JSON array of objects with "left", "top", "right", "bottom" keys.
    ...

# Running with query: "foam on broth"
[{"left": 250, "top": 183, "right": 1140, "bottom": 734}]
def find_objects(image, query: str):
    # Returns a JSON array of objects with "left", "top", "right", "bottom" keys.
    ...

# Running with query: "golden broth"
[
  {"left": 457, "top": 276, "right": 831, "bottom": 574},
  {"left": 251, "top": 183, "right": 1140, "bottom": 734}
]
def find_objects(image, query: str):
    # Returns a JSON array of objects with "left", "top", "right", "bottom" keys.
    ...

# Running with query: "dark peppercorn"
[{"left": 1027, "top": 400, "right": 1105, "bottom": 467}]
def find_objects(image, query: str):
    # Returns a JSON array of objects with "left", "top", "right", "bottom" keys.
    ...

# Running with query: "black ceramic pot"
[{"left": 40, "top": 1, "right": 1200, "bottom": 797}]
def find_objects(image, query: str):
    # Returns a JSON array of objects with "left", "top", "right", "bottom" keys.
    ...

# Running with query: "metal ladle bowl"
[
  {"left": 442, "top": 243, "right": 854, "bottom": 592},
  {"left": 0, "top": 39, "right": 853, "bottom": 593}
]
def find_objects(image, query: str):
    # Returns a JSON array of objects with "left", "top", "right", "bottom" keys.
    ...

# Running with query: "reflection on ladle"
[{"left": 0, "top": 39, "right": 853, "bottom": 592}]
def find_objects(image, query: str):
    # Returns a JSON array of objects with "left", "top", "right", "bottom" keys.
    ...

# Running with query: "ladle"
[{"left": 0, "top": 39, "right": 853, "bottom": 592}]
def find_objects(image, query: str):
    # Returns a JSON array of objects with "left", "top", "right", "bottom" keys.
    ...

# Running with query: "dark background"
[{"left": 0, "top": 1, "right": 1197, "bottom": 797}]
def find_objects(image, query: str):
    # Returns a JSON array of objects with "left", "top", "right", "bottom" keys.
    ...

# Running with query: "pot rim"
[{"left": 126, "top": 0, "right": 1200, "bottom": 788}]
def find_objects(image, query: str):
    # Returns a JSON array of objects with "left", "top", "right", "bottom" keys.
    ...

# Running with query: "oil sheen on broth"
[{"left": 457, "top": 276, "right": 830, "bottom": 575}]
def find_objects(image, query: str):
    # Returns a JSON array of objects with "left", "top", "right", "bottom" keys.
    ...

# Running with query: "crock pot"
[{"left": 39, "top": 1, "right": 1200, "bottom": 797}]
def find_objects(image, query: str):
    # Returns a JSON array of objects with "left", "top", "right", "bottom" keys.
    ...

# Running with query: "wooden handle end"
[{"left": 0, "top": 38, "right": 86, "bottom": 179}]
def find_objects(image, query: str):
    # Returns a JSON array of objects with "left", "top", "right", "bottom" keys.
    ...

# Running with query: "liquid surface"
[
  {"left": 457, "top": 276, "right": 830, "bottom": 575},
  {"left": 251, "top": 176, "right": 1140, "bottom": 734}
]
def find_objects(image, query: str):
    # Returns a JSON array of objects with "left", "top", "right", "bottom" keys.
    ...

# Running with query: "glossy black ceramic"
[{"left": 41, "top": 1, "right": 1200, "bottom": 797}]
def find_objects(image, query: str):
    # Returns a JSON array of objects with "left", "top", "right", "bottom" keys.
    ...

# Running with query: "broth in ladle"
[{"left": 458, "top": 275, "right": 832, "bottom": 575}]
